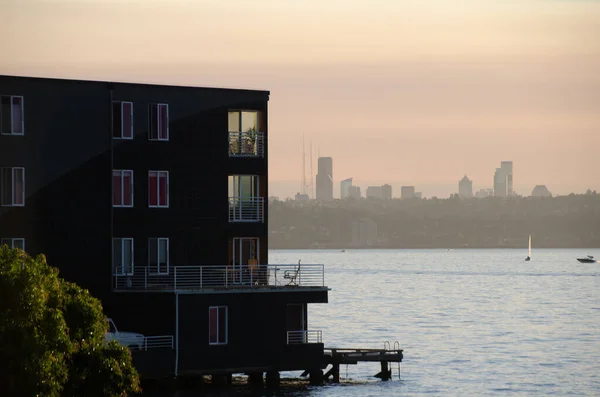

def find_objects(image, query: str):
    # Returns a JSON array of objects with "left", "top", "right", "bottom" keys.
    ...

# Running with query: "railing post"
[
  {"left": 174, "top": 267, "right": 177, "bottom": 290},
  {"left": 199, "top": 266, "right": 203, "bottom": 289},
  {"left": 144, "top": 268, "right": 147, "bottom": 289}
]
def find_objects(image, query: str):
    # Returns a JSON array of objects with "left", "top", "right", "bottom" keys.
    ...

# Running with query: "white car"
[{"left": 105, "top": 318, "right": 145, "bottom": 350}]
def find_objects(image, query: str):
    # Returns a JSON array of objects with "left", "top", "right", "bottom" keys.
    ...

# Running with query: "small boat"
[
  {"left": 577, "top": 255, "right": 596, "bottom": 263},
  {"left": 525, "top": 235, "right": 531, "bottom": 261}
]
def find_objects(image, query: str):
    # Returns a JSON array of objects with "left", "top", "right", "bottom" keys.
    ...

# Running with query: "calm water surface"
[{"left": 159, "top": 249, "right": 600, "bottom": 397}]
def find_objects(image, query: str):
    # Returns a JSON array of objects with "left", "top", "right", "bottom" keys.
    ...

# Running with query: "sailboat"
[{"left": 525, "top": 235, "right": 531, "bottom": 261}]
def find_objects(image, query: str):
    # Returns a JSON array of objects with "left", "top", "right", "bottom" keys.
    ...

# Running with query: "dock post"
[
  {"left": 247, "top": 372, "right": 264, "bottom": 387},
  {"left": 377, "top": 361, "right": 391, "bottom": 381},
  {"left": 265, "top": 371, "right": 280, "bottom": 388},
  {"left": 309, "top": 369, "right": 324, "bottom": 385}
]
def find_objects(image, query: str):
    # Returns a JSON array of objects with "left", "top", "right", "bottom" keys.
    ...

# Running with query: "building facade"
[
  {"left": 315, "top": 157, "right": 333, "bottom": 201},
  {"left": 0, "top": 75, "right": 328, "bottom": 379},
  {"left": 458, "top": 175, "right": 473, "bottom": 198},
  {"left": 401, "top": 186, "right": 415, "bottom": 199},
  {"left": 340, "top": 178, "right": 352, "bottom": 199}
]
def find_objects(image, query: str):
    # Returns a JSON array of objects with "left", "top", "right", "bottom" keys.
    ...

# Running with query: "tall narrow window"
[
  {"left": 0, "top": 95, "right": 24, "bottom": 135},
  {"left": 148, "top": 238, "right": 169, "bottom": 274},
  {"left": 113, "top": 238, "right": 134, "bottom": 275},
  {"left": 209, "top": 306, "right": 228, "bottom": 345},
  {"left": 1, "top": 167, "right": 25, "bottom": 206},
  {"left": 148, "top": 171, "right": 169, "bottom": 208},
  {"left": 112, "top": 170, "right": 133, "bottom": 207},
  {"left": 1, "top": 238, "right": 25, "bottom": 250},
  {"left": 149, "top": 103, "right": 169, "bottom": 141},
  {"left": 112, "top": 101, "right": 133, "bottom": 139}
]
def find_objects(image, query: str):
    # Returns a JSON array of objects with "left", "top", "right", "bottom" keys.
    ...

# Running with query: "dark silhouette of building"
[
  {"left": 0, "top": 75, "right": 328, "bottom": 379},
  {"left": 316, "top": 157, "right": 333, "bottom": 201},
  {"left": 459, "top": 175, "right": 473, "bottom": 198}
]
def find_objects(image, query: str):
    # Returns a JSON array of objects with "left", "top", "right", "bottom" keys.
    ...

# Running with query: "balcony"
[
  {"left": 229, "top": 197, "right": 264, "bottom": 222},
  {"left": 229, "top": 131, "right": 264, "bottom": 158},
  {"left": 287, "top": 330, "right": 323, "bottom": 344},
  {"left": 113, "top": 264, "right": 325, "bottom": 292}
]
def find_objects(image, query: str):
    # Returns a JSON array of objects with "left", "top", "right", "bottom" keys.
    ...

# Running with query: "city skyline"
[
  {"left": 278, "top": 153, "right": 589, "bottom": 199},
  {"left": 2, "top": 0, "right": 599, "bottom": 199}
]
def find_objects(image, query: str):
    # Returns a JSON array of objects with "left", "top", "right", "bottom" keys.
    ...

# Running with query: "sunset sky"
[{"left": 1, "top": 0, "right": 599, "bottom": 198}]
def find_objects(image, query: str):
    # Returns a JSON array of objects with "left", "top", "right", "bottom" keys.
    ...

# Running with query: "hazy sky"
[{"left": 1, "top": 0, "right": 599, "bottom": 198}]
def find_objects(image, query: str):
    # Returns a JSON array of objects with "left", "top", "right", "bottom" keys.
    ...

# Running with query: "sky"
[{"left": 1, "top": 0, "right": 599, "bottom": 198}]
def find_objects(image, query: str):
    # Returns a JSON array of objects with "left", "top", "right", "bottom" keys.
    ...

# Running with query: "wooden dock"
[{"left": 321, "top": 345, "right": 403, "bottom": 382}]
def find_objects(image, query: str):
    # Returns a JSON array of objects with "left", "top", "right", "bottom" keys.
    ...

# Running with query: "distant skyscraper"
[
  {"left": 366, "top": 186, "right": 383, "bottom": 199},
  {"left": 316, "top": 157, "right": 333, "bottom": 201},
  {"left": 401, "top": 186, "right": 415, "bottom": 199},
  {"left": 501, "top": 161, "right": 513, "bottom": 196},
  {"left": 340, "top": 178, "right": 353, "bottom": 199},
  {"left": 458, "top": 175, "right": 473, "bottom": 198},
  {"left": 347, "top": 185, "right": 361, "bottom": 198},
  {"left": 381, "top": 184, "right": 392, "bottom": 199},
  {"left": 494, "top": 161, "right": 513, "bottom": 197}
]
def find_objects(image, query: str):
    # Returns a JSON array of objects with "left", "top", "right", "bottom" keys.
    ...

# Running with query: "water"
[{"left": 156, "top": 249, "right": 600, "bottom": 396}]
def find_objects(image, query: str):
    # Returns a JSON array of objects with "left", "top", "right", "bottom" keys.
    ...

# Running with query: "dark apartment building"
[{"left": 0, "top": 75, "right": 328, "bottom": 379}]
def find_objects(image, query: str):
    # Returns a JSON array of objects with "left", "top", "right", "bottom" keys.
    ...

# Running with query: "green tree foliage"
[{"left": 0, "top": 245, "right": 141, "bottom": 397}]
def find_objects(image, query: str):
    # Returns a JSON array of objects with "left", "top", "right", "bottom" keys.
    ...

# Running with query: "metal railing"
[
  {"left": 287, "top": 330, "right": 323, "bottom": 344},
  {"left": 229, "top": 131, "right": 264, "bottom": 157},
  {"left": 113, "top": 264, "right": 325, "bottom": 292},
  {"left": 229, "top": 197, "right": 264, "bottom": 222},
  {"left": 143, "top": 335, "right": 174, "bottom": 350}
]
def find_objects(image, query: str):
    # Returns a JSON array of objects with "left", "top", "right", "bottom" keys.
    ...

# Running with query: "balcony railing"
[
  {"left": 229, "top": 197, "right": 264, "bottom": 222},
  {"left": 113, "top": 264, "right": 325, "bottom": 292},
  {"left": 287, "top": 330, "right": 323, "bottom": 344},
  {"left": 143, "top": 335, "right": 174, "bottom": 350},
  {"left": 229, "top": 131, "right": 264, "bottom": 158}
]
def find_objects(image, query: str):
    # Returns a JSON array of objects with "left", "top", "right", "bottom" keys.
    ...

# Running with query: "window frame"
[
  {"left": 112, "top": 169, "right": 134, "bottom": 208},
  {"left": 149, "top": 103, "right": 169, "bottom": 141},
  {"left": 112, "top": 101, "right": 134, "bottom": 140},
  {"left": 148, "top": 237, "right": 169, "bottom": 275},
  {"left": 1, "top": 238, "right": 25, "bottom": 251},
  {"left": 0, "top": 95, "right": 24, "bottom": 136},
  {"left": 208, "top": 306, "right": 228, "bottom": 345},
  {"left": 1, "top": 167, "right": 25, "bottom": 207},
  {"left": 113, "top": 237, "right": 134, "bottom": 276},
  {"left": 148, "top": 170, "right": 169, "bottom": 208}
]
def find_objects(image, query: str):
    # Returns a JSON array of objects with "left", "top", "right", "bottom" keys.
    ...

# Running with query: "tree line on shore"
[{"left": 268, "top": 193, "right": 600, "bottom": 249}]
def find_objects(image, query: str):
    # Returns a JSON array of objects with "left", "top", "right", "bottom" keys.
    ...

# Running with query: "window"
[
  {"left": 113, "top": 170, "right": 133, "bottom": 207},
  {"left": 0, "top": 96, "right": 24, "bottom": 135},
  {"left": 1, "top": 238, "right": 25, "bottom": 250},
  {"left": 1, "top": 167, "right": 25, "bottom": 206},
  {"left": 148, "top": 238, "right": 169, "bottom": 274},
  {"left": 113, "top": 238, "right": 134, "bottom": 275},
  {"left": 112, "top": 101, "right": 133, "bottom": 139},
  {"left": 148, "top": 171, "right": 168, "bottom": 207},
  {"left": 149, "top": 103, "right": 169, "bottom": 140},
  {"left": 209, "top": 306, "right": 228, "bottom": 345}
]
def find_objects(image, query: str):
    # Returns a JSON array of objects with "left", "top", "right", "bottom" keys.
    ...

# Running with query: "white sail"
[{"left": 528, "top": 235, "right": 532, "bottom": 257}]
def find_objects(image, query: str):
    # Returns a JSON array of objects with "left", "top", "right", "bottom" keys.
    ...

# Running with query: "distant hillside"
[{"left": 268, "top": 193, "right": 600, "bottom": 249}]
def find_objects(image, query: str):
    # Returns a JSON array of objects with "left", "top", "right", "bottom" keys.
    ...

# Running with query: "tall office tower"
[
  {"left": 381, "top": 184, "right": 392, "bottom": 199},
  {"left": 401, "top": 186, "right": 415, "bottom": 199},
  {"left": 493, "top": 167, "right": 507, "bottom": 197},
  {"left": 340, "top": 178, "right": 353, "bottom": 199},
  {"left": 458, "top": 175, "right": 473, "bottom": 198},
  {"left": 316, "top": 156, "right": 333, "bottom": 201},
  {"left": 501, "top": 161, "right": 513, "bottom": 196},
  {"left": 494, "top": 161, "right": 513, "bottom": 197}
]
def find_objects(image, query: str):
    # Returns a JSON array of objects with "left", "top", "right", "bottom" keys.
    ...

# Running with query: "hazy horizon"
[{"left": 2, "top": 0, "right": 599, "bottom": 199}]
